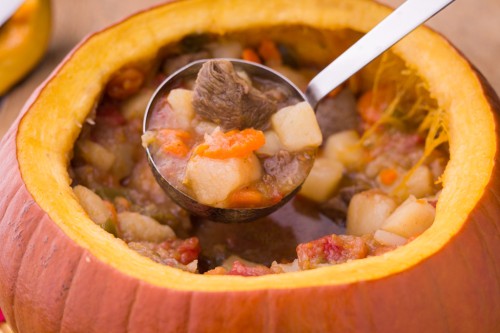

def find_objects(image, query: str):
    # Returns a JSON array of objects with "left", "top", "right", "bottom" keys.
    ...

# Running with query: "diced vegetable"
[
  {"left": 185, "top": 153, "right": 261, "bottom": 205},
  {"left": 373, "top": 229, "right": 408, "bottom": 246},
  {"left": 297, "top": 234, "right": 369, "bottom": 269},
  {"left": 270, "top": 259, "right": 300, "bottom": 273},
  {"left": 76, "top": 140, "right": 115, "bottom": 172},
  {"left": 257, "top": 39, "right": 282, "bottom": 65},
  {"left": 227, "top": 189, "right": 266, "bottom": 208},
  {"left": 209, "top": 41, "right": 243, "bottom": 59},
  {"left": 141, "top": 130, "right": 155, "bottom": 148},
  {"left": 256, "top": 130, "right": 283, "bottom": 156},
  {"left": 405, "top": 165, "right": 434, "bottom": 198},
  {"left": 156, "top": 129, "right": 192, "bottom": 157},
  {"left": 324, "top": 130, "right": 366, "bottom": 171},
  {"left": 160, "top": 237, "right": 201, "bottom": 265},
  {"left": 228, "top": 261, "right": 274, "bottom": 276},
  {"left": 378, "top": 168, "right": 399, "bottom": 186},
  {"left": 270, "top": 65, "right": 309, "bottom": 91},
  {"left": 185, "top": 260, "right": 199, "bottom": 273},
  {"left": 121, "top": 88, "right": 154, "bottom": 120},
  {"left": 110, "top": 143, "right": 135, "bottom": 180},
  {"left": 346, "top": 190, "right": 397, "bottom": 236},
  {"left": 381, "top": 196, "right": 435, "bottom": 238},
  {"left": 166, "top": 88, "right": 195, "bottom": 129},
  {"left": 271, "top": 101, "right": 322, "bottom": 151},
  {"left": 73, "top": 185, "right": 114, "bottom": 227},
  {"left": 194, "top": 120, "right": 218, "bottom": 136},
  {"left": 194, "top": 128, "right": 265, "bottom": 159},
  {"left": 117, "top": 212, "right": 175, "bottom": 243},
  {"left": 241, "top": 48, "right": 261, "bottom": 63},
  {"left": 106, "top": 67, "right": 145, "bottom": 100},
  {"left": 221, "top": 255, "right": 258, "bottom": 271},
  {"left": 299, "top": 157, "right": 343, "bottom": 202}
]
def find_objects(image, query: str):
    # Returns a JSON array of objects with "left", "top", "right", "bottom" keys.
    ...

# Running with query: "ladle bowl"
[{"left": 144, "top": 59, "right": 306, "bottom": 222}]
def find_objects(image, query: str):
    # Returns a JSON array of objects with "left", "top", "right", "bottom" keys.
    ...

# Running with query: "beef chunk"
[
  {"left": 263, "top": 150, "right": 312, "bottom": 194},
  {"left": 316, "top": 89, "right": 359, "bottom": 138},
  {"left": 193, "top": 60, "right": 276, "bottom": 130}
]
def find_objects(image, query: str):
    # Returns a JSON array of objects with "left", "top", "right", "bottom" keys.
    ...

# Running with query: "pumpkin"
[
  {"left": 0, "top": 0, "right": 499, "bottom": 332},
  {"left": 0, "top": 0, "right": 51, "bottom": 95}
]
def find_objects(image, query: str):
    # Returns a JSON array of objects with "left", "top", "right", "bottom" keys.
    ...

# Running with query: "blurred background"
[{"left": 0, "top": 0, "right": 499, "bottom": 139}]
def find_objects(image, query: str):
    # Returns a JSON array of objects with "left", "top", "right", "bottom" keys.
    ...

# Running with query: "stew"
[{"left": 70, "top": 31, "right": 448, "bottom": 275}]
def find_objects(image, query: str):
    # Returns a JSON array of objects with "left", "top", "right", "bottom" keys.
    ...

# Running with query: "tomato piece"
[
  {"left": 96, "top": 102, "right": 126, "bottom": 127},
  {"left": 160, "top": 237, "right": 201, "bottom": 265},
  {"left": 297, "top": 234, "right": 369, "bottom": 269},
  {"left": 228, "top": 261, "right": 274, "bottom": 276}
]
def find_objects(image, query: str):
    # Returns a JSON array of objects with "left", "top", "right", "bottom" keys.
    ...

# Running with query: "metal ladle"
[{"left": 144, "top": 0, "right": 454, "bottom": 222}]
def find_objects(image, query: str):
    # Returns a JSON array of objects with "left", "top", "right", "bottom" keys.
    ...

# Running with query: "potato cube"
[
  {"left": 73, "top": 185, "right": 112, "bottom": 227},
  {"left": 324, "top": 130, "right": 366, "bottom": 171},
  {"left": 381, "top": 196, "right": 435, "bottom": 238},
  {"left": 271, "top": 259, "right": 300, "bottom": 273},
  {"left": 299, "top": 157, "right": 343, "bottom": 202},
  {"left": 77, "top": 140, "right": 115, "bottom": 172},
  {"left": 405, "top": 165, "right": 434, "bottom": 198},
  {"left": 185, "top": 153, "right": 261, "bottom": 205},
  {"left": 167, "top": 88, "right": 195, "bottom": 129},
  {"left": 121, "top": 88, "right": 154, "bottom": 120},
  {"left": 346, "top": 190, "right": 397, "bottom": 236},
  {"left": 374, "top": 229, "right": 408, "bottom": 246},
  {"left": 209, "top": 41, "right": 243, "bottom": 59},
  {"left": 117, "top": 212, "right": 175, "bottom": 243},
  {"left": 256, "top": 130, "right": 283, "bottom": 156},
  {"left": 271, "top": 101, "right": 322, "bottom": 151},
  {"left": 194, "top": 120, "right": 218, "bottom": 136},
  {"left": 110, "top": 143, "right": 134, "bottom": 180}
]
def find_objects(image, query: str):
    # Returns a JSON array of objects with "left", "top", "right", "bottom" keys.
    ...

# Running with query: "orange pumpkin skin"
[{"left": 0, "top": 1, "right": 499, "bottom": 332}]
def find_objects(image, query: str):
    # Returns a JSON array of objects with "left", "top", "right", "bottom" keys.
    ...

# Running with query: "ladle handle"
[{"left": 305, "top": 0, "right": 455, "bottom": 108}]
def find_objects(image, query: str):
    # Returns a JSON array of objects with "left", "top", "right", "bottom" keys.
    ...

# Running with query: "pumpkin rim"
[{"left": 16, "top": 0, "right": 497, "bottom": 291}]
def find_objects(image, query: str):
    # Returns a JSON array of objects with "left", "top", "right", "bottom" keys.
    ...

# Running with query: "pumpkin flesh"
[{"left": 0, "top": 0, "right": 499, "bottom": 331}]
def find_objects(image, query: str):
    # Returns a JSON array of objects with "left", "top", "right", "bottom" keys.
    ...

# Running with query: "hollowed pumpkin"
[
  {"left": 0, "top": 0, "right": 499, "bottom": 332},
  {"left": 0, "top": 0, "right": 51, "bottom": 95}
]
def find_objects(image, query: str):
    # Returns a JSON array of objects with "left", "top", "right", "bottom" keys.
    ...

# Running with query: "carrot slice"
[
  {"left": 379, "top": 168, "right": 398, "bottom": 185},
  {"left": 157, "top": 129, "right": 192, "bottom": 157},
  {"left": 195, "top": 128, "right": 265, "bottom": 159},
  {"left": 227, "top": 189, "right": 265, "bottom": 208},
  {"left": 242, "top": 48, "right": 261, "bottom": 64},
  {"left": 257, "top": 39, "right": 282, "bottom": 65}
]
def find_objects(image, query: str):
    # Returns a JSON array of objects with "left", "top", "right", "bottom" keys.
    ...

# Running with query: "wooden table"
[{"left": 0, "top": 0, "right": 499, "bottom": 330}]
